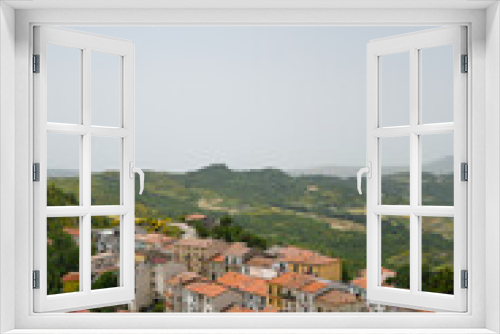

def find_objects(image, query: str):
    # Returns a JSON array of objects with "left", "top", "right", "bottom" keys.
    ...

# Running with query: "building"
[
  {"left": 183, "top": 282, "right": 242, "bottom": 313},
  {"left": 164, "top": 272, "right": 205, "bottom": 312},
  {"left": 216, "top": 272, "right": 268, "bottom": 311},
  {"left": 63, "top": 227, "right": 80, "bottom": 245},
  {"left": 221, "top": 242, "right": 253, "bottom": 273},
  {"left": 296, "top": 281, "right": 331, "bottom": 312},
  {"left": 91, "top": 252, "right": 119, "bottom": 283},
  {"left": 129, "top": 253, "right": 152, "bottom": 312},
  {"left": 92, "top": 228, "right": 120, "bottom": 254},
  {"left": 151, "top": 257, "right": 187, "bottom": 299},
  {"left": 242, "top": 256, "right": 279, "bottom": 279},
  {"left": 207, "top": 254, "right": 226, "bottom": 281},
  {"left": 271, "top": 246, "right": 342, "bottom": 282},
  {"left": 135, "top": 233, "right": 177, "bottom": 253},
  {"left": 62, "top": 272, "right": 79, "bottom": 293},
  {"left": 173, "top": 238, "right": 227, "bottom": 276},
  {"left": 267, "top": 272, "right": 316, "bottom": 311},
  {"left": 315, "top": 290, "right": 367, "bottom": 312}
]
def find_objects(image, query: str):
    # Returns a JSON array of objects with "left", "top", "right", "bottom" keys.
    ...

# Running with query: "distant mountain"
[
  {"left": 48, "top": 169, "right": 79, "bottom": 178},
  {"left": 287, "top": 156, "right": 454, "bottom": 178}
]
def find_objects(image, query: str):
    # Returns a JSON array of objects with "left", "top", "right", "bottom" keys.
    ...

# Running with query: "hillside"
[{"left": 48, "top": 164, "right": 454, "bottom": 282}]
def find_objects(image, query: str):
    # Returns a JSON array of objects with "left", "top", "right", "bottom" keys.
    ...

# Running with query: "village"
[{"left": 62, "top": 214, "right": 417, "bottom": 313}]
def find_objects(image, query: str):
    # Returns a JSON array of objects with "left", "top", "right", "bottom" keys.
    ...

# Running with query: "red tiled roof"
[
  {"left": 185, "top": 214, "right": 207, "bottom": 221},
  {"left": 176, "top": 238, "right": 219, "bottom": 248},
  {"left": 217, "top": 272, "right": 268, "bottom": 297},
  {"left": 245, "top": 256, "right": 275, "bottom": 268},
  {"left": 62, "top": 272, "right": 79, "bottom": 282},
  {"left": 277, "top": 246, "right": 337, "bottom": 265},
  {"left": 135, "top": 233, "right": 175, "bottom": 244},
  {"left": 223, "top": 242, "right": 251, "bottom": 257},
  {"left": 351, "top": 277, "right": 367, "bottom": 289},
  {"left": 63, "top": 227, "right": 79, "bottom": 237},
  {"left": 211, "top": 254, "right": 224, "bottom": 262},
  {"left": 224, "top": 305, "right": 253, "bottom": 313},
  {"left": 300, "top": 281, "right": 328, "bottom": 293},
  {"left": 185, "top": 282, "right": 227, "bottom": 297},
  {"left": 261, "top": 306, "right": 279, "bottom": 312},
  {"left": 167, "top": 272, "right": 201, "bottom": 285},
  {"left": 268, "top": 272, "right": 315, "bottom": 290},
  {"left": 316, "top": 290, "right": 357, "bottom": 305}
]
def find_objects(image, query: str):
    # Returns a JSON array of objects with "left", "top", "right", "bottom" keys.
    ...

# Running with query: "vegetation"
[
  {"left": 187, "top": 215, "right": 268, "bottom": 250},
  {"left": 47, "top": 164, "right": 454, "bottom": 293}
]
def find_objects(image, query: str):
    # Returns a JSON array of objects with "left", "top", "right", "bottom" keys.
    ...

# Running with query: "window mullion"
[
  {"left": 81, "top": 47, "right": 92, "bottom": 293},
  {"left": 409, "top": 47, "right": 420, "bottom": 294}
]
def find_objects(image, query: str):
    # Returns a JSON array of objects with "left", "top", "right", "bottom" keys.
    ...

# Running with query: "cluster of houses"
[{"left": 62, "top": 214, "right": 416, "bottom": 313}]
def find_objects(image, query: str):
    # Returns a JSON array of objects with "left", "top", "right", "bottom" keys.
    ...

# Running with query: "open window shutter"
[
  {"left": 33, "top": 26, "right": 138, "bottom": 312},
  {"left": 365, "top": 26, "right": 467, "bottom": 312}
]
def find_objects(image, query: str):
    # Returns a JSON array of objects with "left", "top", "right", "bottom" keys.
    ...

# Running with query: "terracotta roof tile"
[
  {"left": 185, "top": 282, "right": 227, "bottom": 297},
  {"left": 268, "top": 272, "right": 315, "bottom": 289},
  {"left": 261, "top": 306, "right": 279, "bottom": 312},
  {"left": 224, "top": 305, "right": 253, "bottom": 313},
  {"left": 316, "top": 290, "right": 357, "bottom": 305},
  {"left": 167, "top": 272, "right": 201, "bottom": 285},
  {"left": 63, "top": 227, "right": 80, "bottom": 237},
  {"left": 217, "top": 272, "right": 268, "bottom": 297},
  {"left": 62, "top": 272, "right": 79, "bottom": 282},
  {"left": 277, "top": 246, "right": 337, "bottom": 265},
  {"left": 211, "top": 254, "right": 224, "bottom": 262},
  {"left": 223, "top": 242, "right": 251, "bottom": 257},
  {"left": 185, "top": 214, "right": 207, "bottom": 221},
  {"left": 300, "top": 281, "right": 328, "bottom": 293},
  {"left": 245, "top": 256, "right": 275, "bottom": 268}
]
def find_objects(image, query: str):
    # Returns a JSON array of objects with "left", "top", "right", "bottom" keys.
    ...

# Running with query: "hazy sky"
[{"left": 47, "top": 26, "right": 454, "bottom": 172}]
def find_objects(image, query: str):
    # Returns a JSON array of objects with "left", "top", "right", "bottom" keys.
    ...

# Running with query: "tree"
[{"left": 92, "top": 271, "right": 118, "bottom": 290}]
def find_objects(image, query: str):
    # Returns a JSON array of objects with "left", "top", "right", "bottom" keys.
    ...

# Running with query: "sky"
[{"left": 46, "top": 26, "right": 454, "bottom": 173}]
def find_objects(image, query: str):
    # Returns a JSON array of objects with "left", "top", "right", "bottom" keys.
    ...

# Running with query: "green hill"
[{"left": 48, "top": 164, "right": 454, "bottom": 285}]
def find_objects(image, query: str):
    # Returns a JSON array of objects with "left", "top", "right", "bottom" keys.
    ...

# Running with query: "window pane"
[
  {"left": 47, "top": 133, "right": 80, "bottom": 206},
  {"left": 381, "top": 136, "right": 410, "bottom": 205},
  {"left": 421, "top": 217, "right": 453, "bottom": 295},
  {"left": 91, "top": 136, "right": 121, "bottom": 205},
  {"left": 91, "top": 52, "right": 121, "bottom": 127},
  {"left": 47, "top": 217, "right": 80, "bottom": 295},
  {"left": 381, "top": 215, "right": 410, "bottom": 290},
  {"left": 91, "top": 216, "right": 120, "bottom": 290},
  {"left": 421, "top": 133, "right": 454, "bottom": 206},
  {"left": 47, "top": 44, "right": 81, "bottom": 124},
  {"left": 421, "top": 45, "right": 454, "bottom": 124},
  {"left": 380, "top": 52, "right": 410, "bottom": 127}
]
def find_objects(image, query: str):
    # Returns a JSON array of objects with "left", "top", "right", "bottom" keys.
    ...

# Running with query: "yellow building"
[
  {"left": 277, "top": 246, "right": 342, "bottom": 281},
  {"left": 267, "top": 272, "right": 316, "bottom": 311},
  {"left": 62, "top": 272, "right": 79, "bottom": 293}
]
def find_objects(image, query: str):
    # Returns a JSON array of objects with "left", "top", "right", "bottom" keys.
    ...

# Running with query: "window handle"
[
  {"left": 129, "top": 162, "right": 145, "bottom": 195},
  {"left": 357, "top": 162, "right": 371, "bottom": 195}
]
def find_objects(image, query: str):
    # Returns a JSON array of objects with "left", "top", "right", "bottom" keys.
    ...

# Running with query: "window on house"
[{"left": 36, "top": 24, "right": 466, "bottom": 314}]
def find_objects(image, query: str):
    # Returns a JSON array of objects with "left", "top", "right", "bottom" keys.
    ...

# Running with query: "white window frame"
[
  {"left": 0, "top": 2, "right": 498, "bottom": 334},
  {"left": 365, "top": 26, "right": 467, "bottom": 312},
  {"left": 32, "top": 26, "right": 136, "bottom": 313}
]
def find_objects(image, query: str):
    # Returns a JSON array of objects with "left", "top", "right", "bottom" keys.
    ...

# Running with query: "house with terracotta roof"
[
  {"left": 221, "top": 242, "right": 253, "bottom": 273},
  {"left": 62, "top": 272, "right": 79, "bottom": 293},
  {"left": 267, "top": 272, "right": 316, "bottom": 311},
  {"left": 63, "top": 227, "right": 80, "bottom": 245},
  {"left": 242, "top": 256, "right": 279, "bottom": 279},
  {"left": 173, "top": 238, "right": 227, "bottom": 276},
  {"left": 315, "top": 289, "right": 367, "bottom": 312},
  {"left": 267, "top": 271, "right": 338, "bottom": 312},
  {"left": 207, "top": 254, "right": 226, "bottom": 281},
  {"left": 271, "top": 246, "right": 342, "bottom": 282},
  {"left": 183, "top": 281, "right": 241, "bottom": 312},
  {"left": 164, "top": 272, "right": 205, "bottom": 312},
  {"left": 216, "top": 272, "right": 268, "bottom": 311},
  {"left": 130, "top": 252, "right": 152, "bottom": 312}
]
